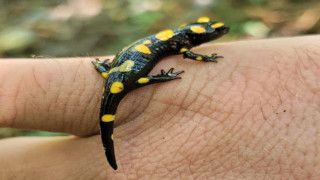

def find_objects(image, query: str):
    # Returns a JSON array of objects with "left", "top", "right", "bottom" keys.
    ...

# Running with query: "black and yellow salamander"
[{"left": 92, "top": 17, "right": 229, "bottom": 170}]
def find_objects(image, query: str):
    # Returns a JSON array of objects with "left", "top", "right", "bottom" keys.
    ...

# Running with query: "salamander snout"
[
  {"left": 215, "top": 25, "right": 229, "bottom": 35},
  {"left": 220, "top": 26, "right": 229, "bottom": 34}
]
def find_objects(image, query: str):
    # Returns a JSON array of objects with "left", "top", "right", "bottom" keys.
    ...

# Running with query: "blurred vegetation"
[
  {"left": 1, "top": 0, "right": 319, "bottom": 58},
  {"left": 0, "top": 0, "right": 319, "bottom": 137},
  {"left": 0, "top": 128, "right": 69, "bottom": 138}
]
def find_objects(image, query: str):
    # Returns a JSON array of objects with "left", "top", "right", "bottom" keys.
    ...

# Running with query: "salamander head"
[{"left": 179, "top": 17, "right": 229, "bottom": 46}]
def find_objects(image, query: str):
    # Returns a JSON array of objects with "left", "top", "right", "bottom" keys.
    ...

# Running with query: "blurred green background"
[{"left": 0, "top": 0, "right": 319, "bottom": 137}]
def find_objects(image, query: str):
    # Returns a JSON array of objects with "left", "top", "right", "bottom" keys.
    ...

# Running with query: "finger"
[
  {"left": 0, "top": 58, "right": 105, "bottom": 136},
  {"left": 0, "top": 136, "right": 107, "bottom": 178}
]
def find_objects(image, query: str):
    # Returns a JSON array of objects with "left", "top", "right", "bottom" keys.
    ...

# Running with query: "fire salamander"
[{"left": 92, "top": 17, "right": 229, "bottom": 170}]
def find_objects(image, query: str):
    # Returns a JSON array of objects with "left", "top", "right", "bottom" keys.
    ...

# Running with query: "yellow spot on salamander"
[
  {"left": 196, "top": 56, "right": 203, "bottom": 61},
  {"left": 134, "top": 44, "right": 151, "bottom": 54},
  {"left": 180, "top": 48, "right": 188, "bottom": 53},
  {"left": 190, "top": 26, "right": 206, "bottom": 33},
  {"left": 101, "top": 72, "right": 109, "bottom": 78},
  {"left": 137, "top": 77, "right": 150, "bottom": 84},
  {"left": 111, "top": 134, "right": 114, "bottom": 140},
  {"left": 101, "top": 114, "right": 115, "bottom": 122},
  {"left": 211, "top": 22, "right": 225, "bottom": 28},
  {"left": 110, "top": 82, "right": 124, "bottom": 94},
  {"left": 109, "top": 60, "right": 135, "bottom": 74},
  {"left": 102, "top": 87, "right": 105, "bottom": 93},
  {"left": 143, "top": 40, "right": 152, "bottom": 45},
  {"left": 155, "top": 29, "right": 175, "bottom": 41},
  {"left": 197, "top": 17, "right": 210, "bottom": 23}
]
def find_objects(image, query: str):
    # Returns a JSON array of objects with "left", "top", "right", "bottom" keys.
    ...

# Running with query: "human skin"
[{"left": 0, "top": 35, "right": 319, "bottom": 179}]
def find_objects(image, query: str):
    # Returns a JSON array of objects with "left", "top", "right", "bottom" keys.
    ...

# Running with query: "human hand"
[{"left": 0, "top": 35, "right": 319, "bottom": 179}]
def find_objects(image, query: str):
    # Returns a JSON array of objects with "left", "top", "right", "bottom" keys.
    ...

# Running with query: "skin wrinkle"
[
  {"left": 60, "top": 71, "right": 75, "bottom": 131},
  {"left": 180, "top": 78, "right": 197, "bottom": 113},
  {"left": 197, "top": 81, "right": 219, "bottom": 115},
  {"left": 13, "top": 80, "right": 22, "bottom": 128},
  {"left": 296, "top": 62, "right": 313, "bottom": 101},
  {"left": 224, "top": 60, "right": 240, "bottom": 84},
  {"left": 21, "top": 66, "right": 39, "bottom": 124},
  {"left": 136, "top": 100, "right": 174, "bottom": 139},
  {"left": 79, "top": 62, "right": 96, "bottom": 105},
  {"left": 134, "top": 109, "right": 198, "bottom": 176},
  {"left": 306, "top": 51, "right": 320, "bottom": 71},
  {"left": 69, "top": 63, "right": 94, "bottom": 133},
  {"left": 85, "top": 87, "right": 101, "bottom": 135},
  {"left": 303, "top": 44, "right": 320, "bottom": 66},
  {"left": 121, "top": 115, "right": 157, "bottom": 145},
  {"left": 58, "top": 60, "right": 80, "bottom": 131},
  {"left": 113, "top": 79, "right": 158, "bottom": 131},
  {"left": 212, "top": 83, "right": 233, "bottom": 112},
  {"left": 149, "top": 154, "right": 163, "bottom": 180},
  {"left": 156, "top": 98, "right": 215, "bottom": 127},
  {"left": 285, "top": 53, "right": 310, "bottom": 104},
  {"left": 187, "top": 92, "right": 209, "bottom": 120},
  {"left": 298, "top": 53, "right": 320, "bottom": 104},
  {"left": 118, "top": 118, "right": 175, "bottom": 170},
  {"left": 180, "top": 53, "right": 221, "bottom": 111},
  {"left": 249, "top": 114, "right": 268, "bottom": 150},
  {"left": 0, "top": 62, "right": 23, "bottom": 127},
  {"left": 181, "top": 72, "right": 195, "bottom": 108},
  {"left": 47, "top": 60, "right": 65, "bottom": 129},
  {"left": 31, "top": 66, "right": 46, "bottom": 95},
  {"left": 190, "top": 131, "right": 216, "bottom": 171},
  {"left": 198, "top": 135, "right": 238, "bottom": 173},
  {"left": 178, "top": 65, "right": 221, "bottom": 117},
  {"left": 73, "top": 59, "right": 84, "bottom": 82},
  {"left": 119, "top": 86, "right": 156, "bottom": 128},
  {"left": 69, "top": 60, "right": 100, "bottom": 135},
  {"left": 24, "top": 87, "right": 40, "bottom": 127},
  {"left": 26, "top": 66, "right": 52, "bottom": 127},
  {"left": 259, "top": 97, "right": 269, "bottom": 121},
  {"left": 212, "top": 105, "right": 272, "bottom": 175},
  {"left": 213, "top": 116, "right": 242, "bottom": 152},
  {"left": 171, "top": 122, "right": 197, "bottom": 163},
  {"left": 39, "top": 61, "right": 56, "bottom": 128},
  {"left": 81, "top": 95, "right": 98, "bottom": 135},
  {"left": 271, "top": 56, "right": 283, "bottom": 96}
]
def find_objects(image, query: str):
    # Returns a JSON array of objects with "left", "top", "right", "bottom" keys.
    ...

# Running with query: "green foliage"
[
  {"left": 0, "top": 128, "right": 69, "bottom": 138},
  {"left": 1, "top": 0, "right": 319, "bottom": 58}
]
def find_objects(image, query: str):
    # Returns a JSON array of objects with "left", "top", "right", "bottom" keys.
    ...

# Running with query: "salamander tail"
[
  {"left": 99, "top": 88, "right": 125, "bottom": 170},
  {"left": 100, "top": 120, "right": 118, "bottom": 170}
]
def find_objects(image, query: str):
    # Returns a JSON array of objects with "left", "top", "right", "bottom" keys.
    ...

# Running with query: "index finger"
[{"left": 0, "top": 58, "right": 103, "bottom": 136}]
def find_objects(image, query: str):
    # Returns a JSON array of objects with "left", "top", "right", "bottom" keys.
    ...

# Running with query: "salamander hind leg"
[
  {"left": 180, "top": 48, "right": 223, "bottom": 62},
  {"left": 136, "top": 68, "right": 184, "bottom": 87}
]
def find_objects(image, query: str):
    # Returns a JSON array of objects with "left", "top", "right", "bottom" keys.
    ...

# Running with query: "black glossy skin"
[{"left": 92, "top": 18, "right": 229, "bottom": 170}]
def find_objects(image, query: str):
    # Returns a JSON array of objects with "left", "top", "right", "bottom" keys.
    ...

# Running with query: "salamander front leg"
[
  {"left": 92, "top": 58, "right": 112, "bottom": 78},
  {"left": 135, "top": 68, "right": 184, "bottom": 87},
  {"left": 180, "top": 48, "right": 223, "bottom": 62}
]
